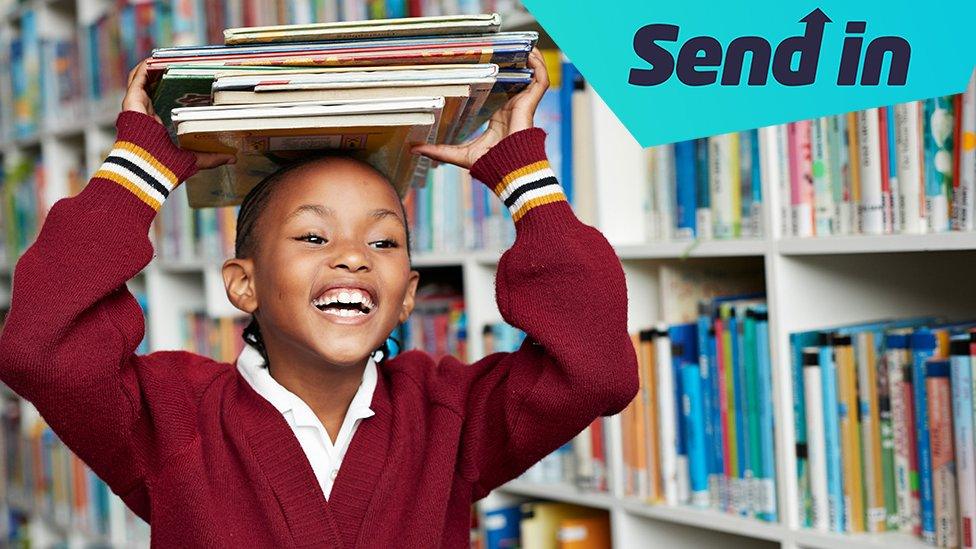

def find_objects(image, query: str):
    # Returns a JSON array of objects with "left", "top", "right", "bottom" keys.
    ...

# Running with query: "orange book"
[
  {"left": 834, "top": 335, "right": 865, "bottom": 532},
  {"left": 622, "top": 333, "right": 639, "bottom": 497},
  {"left": 638, "top": 329, "right": 661, "bottom": 502},
  {"left": 557, "top": 514, "right": 612, "bottom": 549}
]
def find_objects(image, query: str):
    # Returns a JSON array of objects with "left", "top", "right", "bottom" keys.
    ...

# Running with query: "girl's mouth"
[{"left": 311, "top": 287, "right": 376, "bottom": 319}]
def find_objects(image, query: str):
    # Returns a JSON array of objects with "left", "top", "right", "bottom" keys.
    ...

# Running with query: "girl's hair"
[{"left": 234, "top": 154, "right": 412, "bottom": 367}]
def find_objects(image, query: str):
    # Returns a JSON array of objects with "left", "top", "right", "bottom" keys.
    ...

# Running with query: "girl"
[{"left": 0, "top": 50, "right": 638, "bottom": 547}]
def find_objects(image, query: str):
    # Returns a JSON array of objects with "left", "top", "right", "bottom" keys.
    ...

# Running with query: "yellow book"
[
  {"left": 622, "top": 334, "right": 639, "bottom": 497},
  {"left": 520, "top": 502, "right": 601, "bottom": 549},
  {"left": 847, "top": 113, "right": 861, "bottom": 228},
  {"left": 175, "top": 107, "right": 436, "bottom": 208},
  {"left": 834, "top": 334, "right": 865, "bottom": 532},
  {"left": 856, "top": 331, "right": 886, "bottom": 532}
]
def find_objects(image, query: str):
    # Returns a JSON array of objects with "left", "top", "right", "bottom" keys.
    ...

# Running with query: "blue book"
[
  {"left": 559, "top": 62, "right": 579, "bottom": 204},
  {"left": 729, "top": 306, "right": 749, "bottom": 516},
  {"left": 911, "top": 329, "right": 938, "bottom": 543},
  {"left": 750, "top": 129, "right": 763, "bottom": 208},
  {"left": 821, "top": 335, "right": 845, "bottom": 533},
  {"left": 696, "top": 307, "right": 718, "bottom": 506},
  {"left": 484, "top": 505, "right": 521, "bottom": 549},
  {"left": 754, "top": 306, "right": 777, "bottom": 522},
  {"left": 885, "top": 105, "right": 899, "bottom": 194},
  {"left": 674, "top": 140, "right": 698, "bottom": 238},
  {"left": 789, "top": 331, "right": 820, "bottom": 527},
  {"left": 695, "top": 139, "right": 711, "bottom": 234},
  {"left": 670, "top": 323, "right": 697, "bottom": 503},
  {"left": 682, "top": 361, "right": 709, "bottom": 506}
]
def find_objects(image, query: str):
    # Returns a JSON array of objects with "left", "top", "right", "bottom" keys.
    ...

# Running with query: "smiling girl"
[{"left": 0, "top": 50, "right": 638, "bottom": 548}]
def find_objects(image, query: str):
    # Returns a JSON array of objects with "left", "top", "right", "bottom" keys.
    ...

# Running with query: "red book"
[{"left": 878, "top": 108, "right": 893, "bottom": 233}]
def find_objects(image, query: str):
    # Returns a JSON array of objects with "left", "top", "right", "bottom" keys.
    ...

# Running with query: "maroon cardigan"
[{"left": 0, "top": 111, "right": 638, "bottom": 548}]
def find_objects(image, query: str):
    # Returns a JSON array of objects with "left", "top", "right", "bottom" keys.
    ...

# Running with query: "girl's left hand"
[{"left": 411, "top": 47, "right": 550, "bottom": 170}]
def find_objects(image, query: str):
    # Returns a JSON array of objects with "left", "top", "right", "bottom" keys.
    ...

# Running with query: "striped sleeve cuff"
[
  {"left": 95, "top": 111, "right": 198, "bottom": 212},
  {"left": 469, "top": 128, "right": 568, "bottom": 223}
]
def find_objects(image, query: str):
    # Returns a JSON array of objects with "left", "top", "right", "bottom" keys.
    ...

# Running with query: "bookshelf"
[{"left": 0, "top": 1, "right": 973, "bottom": 549}]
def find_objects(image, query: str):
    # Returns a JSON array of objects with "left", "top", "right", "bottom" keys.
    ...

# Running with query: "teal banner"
[{"left": 521, "top": 1, "right": 976, "bottom": 147}]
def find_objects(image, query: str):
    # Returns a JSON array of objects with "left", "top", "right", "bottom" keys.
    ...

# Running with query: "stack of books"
[{"left": 148, "top": 13, "right": 537, "bottom": 208}]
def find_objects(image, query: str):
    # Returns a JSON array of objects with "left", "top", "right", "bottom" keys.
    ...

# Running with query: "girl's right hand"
[{"left": 121, "top": 59, "right": 236, "bottom": 171}]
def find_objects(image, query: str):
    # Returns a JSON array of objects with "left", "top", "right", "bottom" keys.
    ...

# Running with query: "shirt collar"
[{"left": 236, "top": 343, "right": 377, "bottom": 426}]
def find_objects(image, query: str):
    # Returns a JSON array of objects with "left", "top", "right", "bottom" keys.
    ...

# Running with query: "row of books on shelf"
[
  {"left": 181, "top": 310, "right": 249, "bottom": 363},
  {"left": 777, "top": 73, "right": 976, "bottom": 238},
  {"left": 620, "top": 296, "right": 778, "bottom": 522},
  {"left": 1, "top": 396, "right": 149, "bottom": 546},
  {"left": 3, "top": 0, "right": 524, "bottom": 136},
  {"left": 392, "top": 283, "right": 467, "bottom": 361},
  {"left": 791, "top": 320, "right": 976, "bottom": 548},
  {"left": 0, "top": 156, "right": 44, "bottom": 262},
  {"left": 480, "top": 502, "right": 611, "bottom": 549}
]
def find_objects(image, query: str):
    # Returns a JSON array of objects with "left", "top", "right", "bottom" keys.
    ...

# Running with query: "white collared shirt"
[{"left": 236, "top": 343, "right": 377, "bottom": 500}]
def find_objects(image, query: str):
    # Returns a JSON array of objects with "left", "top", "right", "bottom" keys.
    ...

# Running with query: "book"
[
  {"left": 172, "top": 97, "right": 441, "bottom": 207},
  {"left": 950, "top": 336, "right": 976, "bottom": 548},
  {"left": 926, "top": 359, "right": 958, "bottom": 548},
  {"left": 222, "top": 12, "right": 502, "bottom": 44},
  {"left": 803, "top": 347, "right": 830, "bottom": 531},
  {"left": 923, "top": 97, "right": 954, "bottom": 233},
  {"left": 556, "top": 514, "right": 611, "bottom": 549}
]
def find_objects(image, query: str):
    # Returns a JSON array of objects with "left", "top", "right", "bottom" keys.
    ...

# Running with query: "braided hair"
[{"left": 233, "top": 154, "right": 411, "bottom": 367}]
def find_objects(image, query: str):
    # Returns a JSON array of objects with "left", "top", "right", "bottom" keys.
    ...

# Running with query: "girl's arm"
[
  {"left": 453, "top": 128, "right": 638, "bottom": 499},
  {"left": 0, "top": 63, "right": 232, "bottom": 514}
]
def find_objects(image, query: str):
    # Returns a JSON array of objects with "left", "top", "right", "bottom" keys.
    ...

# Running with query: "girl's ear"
[
  {"left": 223, "top": 258, "right": 258, "bottom": 314},
  {"left": 398, "top": 270, "right": 420, "bottom": 323}
]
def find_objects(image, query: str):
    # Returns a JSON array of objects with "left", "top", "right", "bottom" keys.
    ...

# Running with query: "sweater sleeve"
[
  {"left": 0, "top": 111, "right": 201, "bottom": 508},
  {"left": 454, "top": 128, "right": 639, "bottom": 499}
]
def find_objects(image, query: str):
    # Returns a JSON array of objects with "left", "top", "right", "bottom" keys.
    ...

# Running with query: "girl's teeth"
[{"left": 339, "top": 291, "right": 350, "bottom": 303}]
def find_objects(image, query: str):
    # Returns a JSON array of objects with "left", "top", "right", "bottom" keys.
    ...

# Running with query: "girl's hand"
[
  {"left": 411, "top": 47, "right": 550, "bottom": 170},
  {"left": 122, "top": 60, "right": 236, "bottom": 171}
]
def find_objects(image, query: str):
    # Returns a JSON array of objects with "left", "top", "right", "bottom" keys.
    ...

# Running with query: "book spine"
[
  {"left": 671, "top": 328, "right": 691, "bottom": 505},
  {"left": 791, "top": 333, "right": 812, "bottom": 527},
  {"left": 743, "top": 309, "right": 761, "bottom": 517},
  {"left": 674, "top": 140, "right": 698, "bottom": 239},
  {"left": 767, "top": 125, "right": 792, "bottom": 238},
  {"left": 706, "top": 320, "right": 725, "bottom": 509},
  {"left": 710, "top": 134, "right": 737, "bottom": 239},
  {"left": 828, "top": 115, "right": 852, "bottom": 235},
  {"left": 923, "top": 97, "right": 954, "bottom": 233},
  {"left": 887, "top": 338, "right": 917, "bottom": 533},
  {"left": 696, "top": 139, "right": 714, "bottom": 240},
  {"left": 739, "top": 131, "right": 755, "bottom": 238},
  {"left": 876, "top": 334, "right": 900, "bottom": 531},
  {"left": 951, "top": 338, "right": 976, "bottom": 548},
  {"left": 654, "top": 145, "right": 676, "bottom": 241},
  {"left": 957, "top": 74, "right": 976, "bottom": 232},
  {"left": 789, "top": 121, "right": 815, "bottom": 237},
  {"left": 697, "top": 313, "right": 718, "bottom": 507},
  {"left": 926, "top": 360, "right": 957, "bottom": 548},
  {"left": 847, "top": 112, "right": 863, "bottom": 232},
  {"left": 682, "top": 362, "right": 709, "bottom": 507},
  {"left": 812, "top": 117, "right": 836, "bottom": 236},
  {"left": 716, "top": 316, "right": 733, "bottom": 511},
  {"left": 895, "top": 102, "right": 926, "bottom": 234},
  {"left": 856, "top": 108, "right": 885, "bottom": 235},
  {"left": 912, "top": 330, "right": 938, "bottom": 543},
  {"left": 885, "top": 105, "right": 902, "bottom": 232},
  {"left": 728, "top": 309, "right": 746, "bottom": 515},
  {"left": 879, "top": 107, "right": 896, "bottom": 233},
  {"left": 750, "top": 129, "right": 763, "bottom": 238},
  {"left": 655, "top": 328, "right": 679, "bottom": 505},
  {"left": 755, "top": 310, "right": 776, "bottom": 522},
  {"left": 836, "top": 336, "right": 865, "bottom": 532},
  {"left": 804, "top": 349, "right": 830, "bottom": 531},
  {"left": 821, "top": 344, "right": 846, "bottom": 532},
  {"left": 855, "top": 332, "right": 887, "bottom": 532}
]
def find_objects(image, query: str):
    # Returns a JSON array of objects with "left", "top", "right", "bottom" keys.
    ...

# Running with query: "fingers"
[
  {"left": 195, "top": 152, "right": 237, "bottom": 170},
  {"left": 411, "top": 143, "right": 471, "bottom": 169},
  {"left": 522, "top": 48, "right": 550, "bottom": 103}
]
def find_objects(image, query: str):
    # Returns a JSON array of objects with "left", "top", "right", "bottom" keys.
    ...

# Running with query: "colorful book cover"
[
  {"left": 951, "top": 336, "right": 976, "bottom": 548},
  {"left": 912, "top": 329, "right": 938, "bottom": 543},
  {"left": 655, "top": 327, "right": 679, "bottom": 505},
  {"left": 639, "top": 330, "right": 661, "bottom": 501},
  {"left": 674, "top": 140, "right": 698, "bottom": 239},
  {"left": 709, "top": 133, "right": 741, "bottom": 239},
  {"left": 884, "top": 105, "right": 901, "bottom": 232},
  {"left": 789, "top": 121, "right": 815, "bottom": 237},
  {"left": 741, "top": 305, "right": 759, "bottom": 517},
  {"left": 681, "top": 362, "right": 709, "bottom": 507},
  {"left": 957, "top": 74, "right": 976, "bottom": 232},
  {"left": 670, "top": 323, "right": 698, "bottom": 504},
  {"left": 791, "top": 331, "right": 819, "bottom": 527},
  {"left": 820, "top": 336, "right": 848, "bottom": 532},
  {"left": 739, "top": 130, "right": 755, "bottom": 238},
  {"left": 926, "top": 359, "right": 957, "bottom": 548},
  {"left": 847, "top": 112, "right": 863, "bottom": 232},
  {"left": 812, "top": 117, "right": 836, "bottom": 236},
  {"left": 753, "top": 306, "right": 776, "bottom": 522},
  {"left": 854, "top": 331, "right": 887, "bottom": 532},
  {"left": 875, "top": 330, "right": 900, "bottom": 531},
  {"left": 923, "top": 97, "right": 954, "bottom": 233},
  {"left": 695, "top": 139, "right": 713, "bottom": 239},
  {"left": 834, "top": 333, "right": 865, "bottom": 532}
]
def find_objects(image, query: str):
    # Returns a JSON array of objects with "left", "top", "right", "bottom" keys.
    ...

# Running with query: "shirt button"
[{"left": 331, "top": 469, "right": 338, "bottom": 480}]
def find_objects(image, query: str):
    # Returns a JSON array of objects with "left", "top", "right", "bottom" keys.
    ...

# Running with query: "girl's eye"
[
  {"left": 370, "top": 239, "right": 399, "bottom": 249},
  {"left": 296, "top": 233, "right": 327, "bottom": 245}
]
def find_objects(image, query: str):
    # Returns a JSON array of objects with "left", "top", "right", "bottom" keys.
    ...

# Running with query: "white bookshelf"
[{"left": 0, "top": 1, "right": 973, "bottom": 549}]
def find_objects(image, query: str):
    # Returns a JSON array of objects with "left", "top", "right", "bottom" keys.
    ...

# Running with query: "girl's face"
[{"left": 228, "top": 158, "right": 418, "bottom": 370}]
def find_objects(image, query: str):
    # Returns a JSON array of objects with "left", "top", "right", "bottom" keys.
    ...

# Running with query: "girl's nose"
[{"left": 329, "top": 241, "right": 370, "bottom": 272}]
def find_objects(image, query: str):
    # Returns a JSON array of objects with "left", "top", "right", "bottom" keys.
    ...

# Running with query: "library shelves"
[{"left": 0, "top": 1, "right": 974, "bottom": 549}]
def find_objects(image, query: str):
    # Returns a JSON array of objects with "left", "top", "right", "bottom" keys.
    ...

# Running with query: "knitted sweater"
[{"left": 0, "top": 111, "right": 639, "bottom": 548}]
